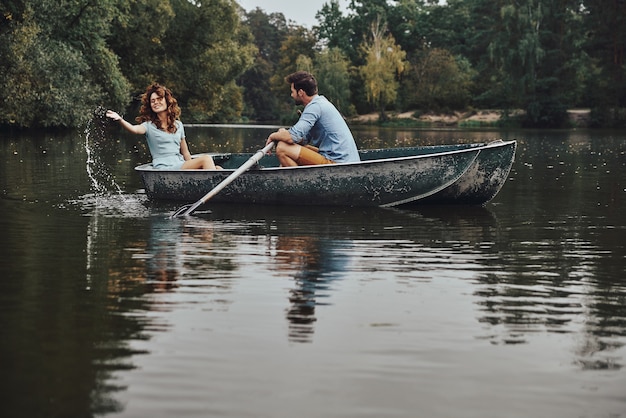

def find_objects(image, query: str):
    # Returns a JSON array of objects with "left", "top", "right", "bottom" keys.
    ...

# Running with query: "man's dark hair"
[{"left": 286, "top": 71, "right": 318, "bottom": 96}]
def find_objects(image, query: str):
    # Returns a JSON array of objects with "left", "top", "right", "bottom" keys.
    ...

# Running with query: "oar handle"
[
  {"left": 199, "top": 142, "right": 275, "bottom": 204},
  {"left": 172, "top": 141, "right": 275, "bottom": 217}
]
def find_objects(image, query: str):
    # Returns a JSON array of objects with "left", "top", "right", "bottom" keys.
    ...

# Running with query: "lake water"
[{"left": 1, "top": 122, "right": 625, "bottom": 417}]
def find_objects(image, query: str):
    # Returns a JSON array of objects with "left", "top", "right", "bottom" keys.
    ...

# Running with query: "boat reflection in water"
[{"left": 272, "top": 235, "right": 352, "bottom": 343}]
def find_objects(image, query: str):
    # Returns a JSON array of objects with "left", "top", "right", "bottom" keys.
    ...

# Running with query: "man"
[{"left": 266, "top": 71, "right": 360, "bottom": 166}]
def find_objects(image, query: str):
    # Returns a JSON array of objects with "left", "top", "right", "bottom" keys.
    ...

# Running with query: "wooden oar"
[{"left": 170, "top": 141, "right": 275, "bottom": 218}]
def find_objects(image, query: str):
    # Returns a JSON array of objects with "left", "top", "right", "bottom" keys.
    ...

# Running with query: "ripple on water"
[{"left": 68, "top": 192, "right": 152, "bottom": 218}]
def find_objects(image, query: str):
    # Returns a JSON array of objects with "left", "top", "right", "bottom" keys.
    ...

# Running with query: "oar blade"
[{"left": 170, "top": 204, "right": 194, "bottom": 218}]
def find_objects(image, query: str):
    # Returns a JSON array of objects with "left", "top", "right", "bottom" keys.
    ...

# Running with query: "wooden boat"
[{"left": 135, "top": 140, "right": 516, "bottom": 207}]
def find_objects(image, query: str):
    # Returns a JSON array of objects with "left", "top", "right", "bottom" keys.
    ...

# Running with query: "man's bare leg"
[{"left": 275, "top": 142, "right": 302, "bottom": 166}]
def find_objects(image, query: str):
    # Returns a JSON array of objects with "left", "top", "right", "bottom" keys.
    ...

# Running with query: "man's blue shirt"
[{"left": 288, "top": 96, "right": 360, "bottom": 163}]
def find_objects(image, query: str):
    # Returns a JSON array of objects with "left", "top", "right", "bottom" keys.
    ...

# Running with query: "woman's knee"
[
  {"left": 196, "top": 155, "right": 212, "bottom": 168},
  {"left": 203, "top": 155, "right": 222, "bottom": 169},
  {"left": 183, "top": 155, "right": 216, "bottom": 169}
]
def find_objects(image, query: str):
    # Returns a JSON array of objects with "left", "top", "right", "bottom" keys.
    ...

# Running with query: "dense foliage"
[{"left": 1, "top": 0, "right": 624, "bottom": 128}]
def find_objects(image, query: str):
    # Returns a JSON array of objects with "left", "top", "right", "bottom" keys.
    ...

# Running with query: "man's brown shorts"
[{"left": 296, "top": 145, "right": 336, "bottom": 165}]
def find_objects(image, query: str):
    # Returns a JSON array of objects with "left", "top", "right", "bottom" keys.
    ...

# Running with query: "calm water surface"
[{"left": 0, "top": 123, "right": 625, "bottom": 417}]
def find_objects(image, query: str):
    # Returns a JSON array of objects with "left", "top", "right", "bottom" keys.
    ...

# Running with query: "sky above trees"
[{"left": 236, "top": 0, "right": 349, "bottom": 27}]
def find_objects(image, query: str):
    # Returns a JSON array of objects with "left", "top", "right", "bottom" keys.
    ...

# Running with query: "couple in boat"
[{"left": 106, "top": 71, "right": 359, "bottom": 170}]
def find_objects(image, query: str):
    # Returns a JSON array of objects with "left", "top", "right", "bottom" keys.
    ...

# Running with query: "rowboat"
[{"left": 136, "top": 140, "right": 516, "bottom": 207}]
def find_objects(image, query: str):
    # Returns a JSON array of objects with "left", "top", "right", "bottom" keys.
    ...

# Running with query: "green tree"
[
  {"left": 315, "top": 0, "right": 351, "bottom": 51},
  {"left": 243, "top": 8, "right": 289, "bottom": 64},
  {"left": 346, "top": 0, "right": 391, "bottom": 63},
  {"left": 295, "top": 55, "right": 314, "bottom": 73},
  {"left": 583, "top": 0, "right": 626, "bottom": 127},
  {"left": 359, "top": 18, "right": 407, "bottom": 120},
  {"left": 488, "top": 0, "right": 544, "bottom": 109},
  {"left": 160, "top": 0, "right": 256, "bottom": 122},
  {"left": 270, "top": 26, "right": 318, "bottom": 111},
  {"left": 107, "top": 0, "right": 175, "bottom": 93},
  {"left": 314, "top": 48, "right": 353, "bottom": 116},
  {"left": 410, "top": 0, "right": 500, "bottom": 110},
  {"left": 0, "top": 0, "right": 130, "bottom": 128},
  {"left": 386, "top": 0, "right": 430, "bottom": 54},
  {"left": 452, "top": 0, "right": 587, "bottom": 127},
  {"left": 238, "top": 9, "right": 290, "bottom": 121},
  {"left": 405, "top": 48, "right": 475, "bottom": 111},
  {"left": 0, "top": 5, "right": 43, "bottom": 127}
]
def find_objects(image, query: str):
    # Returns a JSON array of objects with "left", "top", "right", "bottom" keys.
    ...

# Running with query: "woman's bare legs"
[{"left": 182, "top": 155, "right": 222, "bottom": 170}]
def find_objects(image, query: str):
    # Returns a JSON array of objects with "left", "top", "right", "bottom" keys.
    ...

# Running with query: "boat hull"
[
  {"left": 135, "top": 140, "right": 516, "bottom": 207},
  {"left": 404, "top": 140, "right": 516, "bottom": 205}
]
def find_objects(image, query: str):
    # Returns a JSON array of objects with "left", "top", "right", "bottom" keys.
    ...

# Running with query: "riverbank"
[{"left": 350, "top": 109, "right": 592, "bottom": 128}]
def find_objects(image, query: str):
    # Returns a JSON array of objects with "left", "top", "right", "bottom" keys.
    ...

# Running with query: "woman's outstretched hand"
[{"left": 105, "top": 110, "right": 122, "bottom": 121}]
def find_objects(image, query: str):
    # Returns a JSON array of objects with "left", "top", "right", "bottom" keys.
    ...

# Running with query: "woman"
[{"left": 106, "top": 83, "right": 220, "bottom": 170}]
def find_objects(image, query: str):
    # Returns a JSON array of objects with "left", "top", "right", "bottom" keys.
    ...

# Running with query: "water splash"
[
  {"left": 76, "top": 106, "right": 150, "bottom": 218},
  {"left": 85, "top": 106, "right": 126, "bottom": 197}
]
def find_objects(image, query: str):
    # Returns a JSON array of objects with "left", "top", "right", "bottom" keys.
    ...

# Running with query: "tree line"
[{"left": 1, "top": 0, "right": 624, "bottom": 129}]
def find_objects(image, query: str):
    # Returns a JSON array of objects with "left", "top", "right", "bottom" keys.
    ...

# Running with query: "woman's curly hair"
[{"left": 136, "top": 83, "right": 181, "bottom": 133}]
